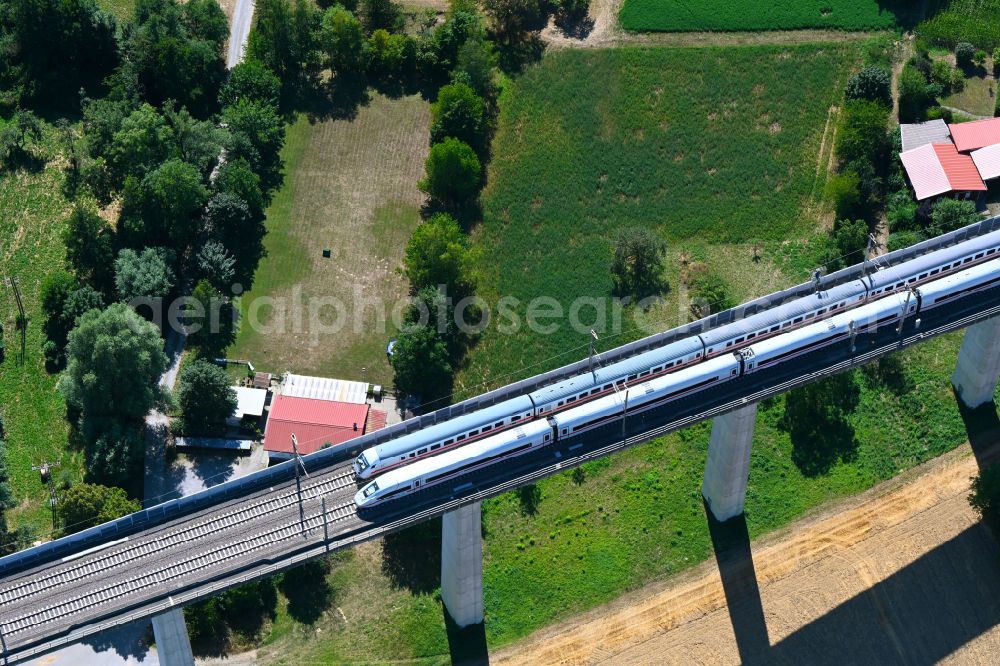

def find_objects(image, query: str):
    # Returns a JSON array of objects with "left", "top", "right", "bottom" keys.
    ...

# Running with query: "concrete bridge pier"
[
  {"left": 151, "top": 608, "right": 195, "bottom": 666},
  {"left": 702, "top": 403, "right": 758, "bottom": 522},
  {"left": 441, "top": 501, "right": 484, "bottom": 627},
  {"left": 952, "top": 316, "right": 1000, "bottom": 409}
]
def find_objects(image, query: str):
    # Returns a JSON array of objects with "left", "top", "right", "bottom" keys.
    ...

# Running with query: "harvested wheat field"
[{"left": 495, "top": 442, "right": 1000, "bottom": 665}]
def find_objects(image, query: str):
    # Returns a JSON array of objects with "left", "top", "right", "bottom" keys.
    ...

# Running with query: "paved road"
[
  {"left": 3, "top": 284, "right": 1000, "bottom": 665},
  {"left": 227, "top": 0, "right": 254, "bottom": 69}
]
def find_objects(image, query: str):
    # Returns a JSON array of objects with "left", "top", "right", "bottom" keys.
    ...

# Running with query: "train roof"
[
  {"left": 528, "top": 336, "right": 703, "bottom": 406},
  {"left": 917, "top": 257, "right": 1000, "bottom": 299},
  {"left": 699, "top": 279, "right": 868, "bottom": 348},
  {"left": 866, "top": 227, "right": 1000, "bottom": 290},
  {"left": 550, "top": 388, "right": 626, "bottom": 426},
  {"left": 369, "top": 394, "right": 535, "bottom": 459},
  {"left": 370, "top": 419, "right": 552, "bottom": 488}
]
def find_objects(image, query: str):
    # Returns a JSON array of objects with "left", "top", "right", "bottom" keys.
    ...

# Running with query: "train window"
[
  {"left": 495, "top": 421, "right": 504, "bottom": 428},
  {"left": 930, "top": 269, "right": 939, "bottom": 276},
  {"left": 896, "top": 282, "right": 904, "bottom": 289},
  {"left": 805, "top": 313, "right": 815, "bottom": 320},
  {"left": 976, "top": 252, "right": 985, "bottom": 259},
  {"left": 409, "top": 452, "right": 416, "bottom": 458},
  {"left": 919, "top": 273, "right": 927, "bottom": 279},
  {"left": 653, "top": 366, "right": 663, "bottom": 372},
  {"left": 639, "top": 370, "right": 650, "bottom": 377},
  {"left": 557, "top": 401, "right": 564, "bottom": 407},
  {"left": 561, "top": 428, "right": 568, "bottom": 435},
  {"left": 793, "top": 317, "right": 803, "bottom": 323},
  {"left": 470, "top": 430, "right": 479, "bottom": 436},
  {"left": 417, "top": 448, "right": 427, "bottom": 455},
  {"left": 908, "top": 277, "right": 916, "bottom": 283},
  {"left": 628, "top": 374, "right": 638, "bottom": 381},
  {"left": 818, "top": 308, "right": 826, "bottom": 315},
  {"left": 782, "top": 322, "right": 791, "bottom": 328},
  {"left": 965, "top": 257, "right": 973, "bottom": 264},
  {"left": 544, "top": 434, "right": 551, "bottom": 441},
  {"left": 604, "top": 384, "right": 613, "bottom": 390},
  {"left": 431, "top": 444, "right": 441, "bottom": 451},
  {"left": 457, "top": 434, "right": 466, "bottom": 441},
  {"left": 989, "top": 249, "right": 997, "bottom": 255},
  {"left": 567, "top": 396, "right": 577, "bottom": 403},
  {"left": 731, "top": 369, "right": 737, "bottom": 376},
  {"left": 735, "top": 336, "right": 745, "bottom": 343},
  {"left": 444, "top": 438, "right": 454, "bottom": 445},
  {"left": 726, "top": 341, "right": 733, "bottom": 348},
  {"left": 512, "top": 415, "right": 521, "bottom": 422},
  {"left": 482, "top": 425, "right": 492, "bottom": 433},
  {"left": 747, "top": 333, "right": 756, "bottom": 340},
  {"left": 770, "top": 325, "right": 779, "bottom": 332}
]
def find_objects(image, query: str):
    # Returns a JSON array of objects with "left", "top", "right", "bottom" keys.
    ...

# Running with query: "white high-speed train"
[
  {"left": 353, "top": 227, "right": 1000, "bottom": 482},
  {"left": 355, "top": 257, "right": 1000, "bottom": 509}
]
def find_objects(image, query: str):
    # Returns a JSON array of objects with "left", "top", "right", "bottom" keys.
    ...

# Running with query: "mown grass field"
[
  {"left": 619, "top": 0, "right": 909, "bottom": 33},
  {"left": 919, "top": 0, "right": 1000, "bottom": 50},
  {"left": 227, "top": 93, "right": 431, "bottom": 387},
  {"left": 454, "top": 45, "right": 855, "bottom": 396},
  {"left": 239, "top": 43, "right": 994, "bottom": 663},
  {"left": 0, "top": 121, "right": 85, "bottom": 538}
]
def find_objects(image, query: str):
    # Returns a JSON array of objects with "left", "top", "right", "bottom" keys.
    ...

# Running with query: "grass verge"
[{"left": 0, "top": 121, "right": 84, "bottom": 538}]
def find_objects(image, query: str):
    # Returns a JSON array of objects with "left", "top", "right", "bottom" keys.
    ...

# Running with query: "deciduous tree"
[
  {"left": 219, "top": 59, "right": 282, "bottom": 109},
  {"left": 844, "top": 66, "right": 892, "bottom": 107},
  {"left": 115, "top": 247, "right": 176, "bottom": 304},
  {"left": 63, "top": 203, "right": 115, "bottom": 292},
  {"left": 402, "top": 213, "right": 471, "bottom": 293},
  {"left": 223, "top": 99, "right": 286, "bottom": 193},
  {"left": 430, "top": 82, "right": 488, "bottom": 154},
  {"left": 58, "top": 483, "right": 141, "bottom": 535},
  {"left": 930, "top": 198, "right": 979, "bottom": 235},
  {"left": 391, "top": 324, "right": 453, "bottom": 401},
  {"left": 59, "top": 303, "right": 169, "bottom": 425},
  {"left": 610, "top": 227, "right": 667, "bottom": 298},
  {"left": 419, "top": 137, "right": 481, "bottom": 204},
  {"left": 319, "top": 5, "right": 366, "bottom": 75},
  {"left": 176, "top": 359, "right": 237, "bottom": 432}
]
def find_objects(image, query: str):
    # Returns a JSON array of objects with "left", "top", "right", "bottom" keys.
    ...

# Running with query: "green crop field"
[
  {"left": 227, "top": 93, "right": 431, "bottom": 386},
  {"left": 455, "top": 45, "right": 855, "bottom": 394},
  {"left": 919, "top": 0, "right": 1000, "bottom": 50},
  {"left": 0, "top": 120, "right": 85, "bottom": 538},
  {"left": 618, "top": 0, "right": 910, "bottom": 33}
]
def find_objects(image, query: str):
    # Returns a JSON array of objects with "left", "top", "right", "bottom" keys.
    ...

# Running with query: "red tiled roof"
[
  {"left": 900, "top": 143, "right": 986, "bottom": 200},
  {"left": 366, "top": 409, "right": 387, "bottom": 432},
  {"left": 949, "top": 118, "right": 1000, "bottom": 153},
  {"left": 934, "top": 143, "right": 988, "bottom": 192},
  {"left": 263, "top": 396, "right": 369, "bottom": 455}
]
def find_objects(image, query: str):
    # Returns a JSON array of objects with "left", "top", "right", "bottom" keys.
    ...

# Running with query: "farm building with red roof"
[
  {"left": 949, "top": 117, "right": 1000, "bottom": 153},
  {"left": 263, "top": 395, "right": 370, "bottom": 458},
  {"left": 899, "top": 143, "right": 986, "bottom": 201}
]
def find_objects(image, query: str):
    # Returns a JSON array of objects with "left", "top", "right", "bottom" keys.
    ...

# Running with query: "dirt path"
[
  {"left": 494, "top": 442, "right": 1000, "bottom": 665},
  {"left": 542, "top": 0, "right": 886, "bottom": 49}
]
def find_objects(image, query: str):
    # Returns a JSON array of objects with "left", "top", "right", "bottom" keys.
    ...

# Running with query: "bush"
[
  {"left": 844, "top": 66, "right": 892, "bottom": 107},
  {"left": 926, "top": 106, "right": 953, "bottom": 122},
  {"left": 610, "top": 227, "right": 667, "bottom": 298},
  {"left": 887, "top": 230, "right": 924, "bottom": 253},
  {"left": 931, "top": 198, "right": 979, "bottom": 235},
  {"left": 931, "top": 59, "right": 953, "bottom": 91},
  {"left": 898, "top": 63, "right": 932, "bottom": 122},
  {"left": 825, "top": 171, "right": 861, "bottom": 220},
  {"left": 402, "top": 213, "right": 472, "bottom": 294},
  {"left": 970, "top": 463, "right": 1000, "bottom": 529},
  {"left": 950, "top": 68, "right": 965, "bottom": 93},
  {"left": 955, "top": 42, "right": 975, "bottom": 69},
  {"left": 688, "top": 271, "right": 734, "bottom": 318},
  {"left": 974, "top": 49, "right": 988, "bottom": 66},
  {"left": 995, "top": 48, "right": 1000, "bottom": 76}
]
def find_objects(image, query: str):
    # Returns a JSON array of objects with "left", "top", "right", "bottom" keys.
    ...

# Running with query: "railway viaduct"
[{"left": 4, "top": 219, "right": 1000, "bottom": 665}]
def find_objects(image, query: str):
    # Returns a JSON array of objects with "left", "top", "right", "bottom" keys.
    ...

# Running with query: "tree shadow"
[
  {"left": 82, "top": 617, "right": 154, "bottom": 662},
  {"left": 518, "top": 483, "right": 541, "bottom": 516},
  {"left": 279, "top": 557, "right": 335, "bottom": 625},
  {"left": 0, "top": 149, "right": 47, "bottom": 174},
  {"left": 553, "top": 14, "right": 595, "bottom": 40},
  {"left": 381, "top": 516, "right": 442, "bottom": 594},
  {"left": 298, "top": 75, "right": 372, "bottom": 123},
  {"left": 704, "top": 501, "right": 770, "bottom": 663},
  {"left": 789, "top": 416, "right": 858, "bottom": 477},
  {"left": 444, "top": 606, "right": 490, "bottom": 666},
  {"left": 860, "top": 352, "right": 914, "bottom": 395},
  {"left": 496, "top": 33, "right": 546, "bottom": 75}
]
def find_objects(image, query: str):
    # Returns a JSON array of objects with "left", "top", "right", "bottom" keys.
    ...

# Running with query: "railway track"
[{"left": 2, "top": 492, "right": 359, "bottom": 639}]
